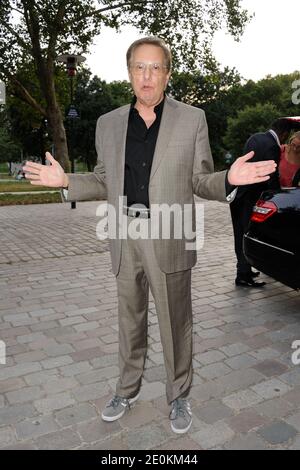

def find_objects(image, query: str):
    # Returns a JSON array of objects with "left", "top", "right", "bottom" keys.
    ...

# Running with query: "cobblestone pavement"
[{"left": 0, "top": 200, "right": 300, "bottom": 450}]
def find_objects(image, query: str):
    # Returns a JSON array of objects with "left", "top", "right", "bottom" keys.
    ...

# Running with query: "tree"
[
  {"left": 0, "top": 112, "right": 21, "bottom": 171},
  {"left": 224, "top": 102, "right": 279, "bottom": 158},
  {"left": 168, "top": 60, "right": 241, "bottom": 164},
  {"left": 69, "top": 71, "right": 133, "bottom": 170},
  {"left": 0, "top": 0, "right": 251, "bottom": 170}
]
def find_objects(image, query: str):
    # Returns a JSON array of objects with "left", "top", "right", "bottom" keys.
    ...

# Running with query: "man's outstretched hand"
[
  {"left": 23, "top": 152, "right": 69, "bottom": 188},
  {"left": 228, "top": 151, "right": 277, "bottom": 186}
]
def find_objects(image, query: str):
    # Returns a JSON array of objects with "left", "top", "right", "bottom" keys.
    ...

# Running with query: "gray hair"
[{"left": 126, "top": 36, "right": 172, "bottom": 71}]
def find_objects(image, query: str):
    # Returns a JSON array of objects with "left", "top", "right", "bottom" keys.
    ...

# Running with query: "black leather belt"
[{"left": 123, "top": 206, "right": 151, "bottom": 218}]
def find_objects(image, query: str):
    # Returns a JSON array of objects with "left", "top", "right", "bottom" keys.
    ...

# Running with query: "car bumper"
[{"left": 244, "top": 233, "right": 300, "bottom": 290}]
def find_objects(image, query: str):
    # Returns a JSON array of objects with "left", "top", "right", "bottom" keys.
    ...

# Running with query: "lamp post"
[
  {"left": 57, "top": 54, "right": 86, "bottom": 209},
  {"left": 0, "top": 80, "right": 6, "bottom": 105}
]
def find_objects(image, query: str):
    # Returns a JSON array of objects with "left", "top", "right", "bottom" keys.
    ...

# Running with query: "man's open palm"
[
  {"left": 228, "top": 151, "right": 277, "bottom": 186},
  {"left": 23, "top": 152, "right": 67, "bottom": 188}
]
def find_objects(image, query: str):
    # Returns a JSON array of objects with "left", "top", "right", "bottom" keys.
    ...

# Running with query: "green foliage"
[
  {"left": 222, "top": 72, "right": 300, "bottom": 158},
  {"left": 67, "top": 72, "right": 133, "bottom": 169},
  {"left": 224, "top": 103, "right": 279, "bottom": 158},
  {"left": 0, "top": 111, "right": 20, "bottom": 163}
]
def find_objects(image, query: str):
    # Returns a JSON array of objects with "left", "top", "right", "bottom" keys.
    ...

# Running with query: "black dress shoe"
[
  {"left": 235, "top": 277, "right": 266, "bottom": 288},
  {"left": 250, "top": 270, "right": 260, "bottom": 278}
]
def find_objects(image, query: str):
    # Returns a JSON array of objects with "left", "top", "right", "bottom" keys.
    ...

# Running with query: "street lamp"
[{"left": 57, "top": 54, "right": 86, "bottom": 209}]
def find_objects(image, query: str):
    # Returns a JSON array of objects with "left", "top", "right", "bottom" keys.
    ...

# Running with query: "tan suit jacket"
[{"left": 64, "top": 96, "right": 227, "bottom": 275}]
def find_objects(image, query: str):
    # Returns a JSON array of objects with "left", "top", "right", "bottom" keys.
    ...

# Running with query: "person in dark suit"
[{"left": 230, "top": 119, "right": 293, "bottom": 287}]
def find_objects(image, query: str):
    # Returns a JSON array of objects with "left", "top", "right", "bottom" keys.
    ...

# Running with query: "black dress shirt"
[
  {"left": 124, "top": 96, "right": 233, "bottom": 206},
  {"left": 124, "top": 97, "right": 164, "bottom": 208}
]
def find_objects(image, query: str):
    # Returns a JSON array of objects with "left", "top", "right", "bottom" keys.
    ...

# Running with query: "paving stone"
[
  {"left": 60, "top": 361, "right": 93, "bottom": 377},
  {"left": 219, "top": 343, "right": 250, "bottom": 357},
  {"left": 43, "top": 343, "right": 75, "bottom": 357},
  {"left": 282, "top": 386, "right": 300, "bottom": 406},
  {"left": 143, "top": 365, "right": 166, "bottom": 383},
  {"left": 222, "top": 389, "right": 263, "bottom": 411},
  {"left": 35, "top": 429, "right": 82, "bottom": 450},
  {"left": 249, "top": 347, "right": 281, "bottom": 361},
  {"left": 285, "top": 411, "right": 300, "bottom": 432},
  {"left": 41, "top": 355, "right": 74, "bottom": 370},
  {"left": 253, "top": 360, "right": 289, "bottom": 377},
  {"left": 0, "top": 403, "right": 37, "bottom": 425},
  {"left": 15, "top": 415, "right": 59, "bottom": 440},
  {"left": 195, "top": 350, "right": 226, "bottom": 365},
  {"left": 119, "top": 401, "right": 164, "bottom": 429},
  {"left": 279, "top": 369, "right": 300, "bottom": 386},
  {"left": 6, "top": 386, "right": 44, "bottom": 404},
  {"left": 251, "top": 379, "right": 292, "bottom": 400},
  {"left": 194, "top": 400, "right": 234, "bottom": 424},
  {"left": 1, "top": 441, "right": 37, "bottom": 450},
  {"left": 34, "top": 392, "right": 75, "bottom": 414},
  {"left": 77, "top": 366, "right": 119, "bottom": 385},
  {"left": 289, "top": 437, "right": 300, "bottom": 450},
  {"left": 55, "top": 403, "right": 98, "bottom": 427},
  {"left": 213, "top": 368, "right": 265, "bottom": 396},
  {"left": 254, "top": 398, "right": 293, "bottom": 419},
  {"left": 77, "top": 417, "right": 121, "bottom": 443},
  {"left": 225, "top": 354, "right": 258, "bottom": 370},
  {"left": 72, "top": 382, "right": 110, "bottom": 402},
  {"left": 198, "top": 362, "right": 232, "bottom": 380},
  {"left": 258, "top": 421, "right": 298, "bottom": 445},
  {"left": 192, "top": 421, "right": 235, "bottom": 449},
  {"left": 0, "top": 427, "right": 17, "bottom": 448},
  {"left": 0, "top": 362, "right": 41, "bottom": 381},
  {"left": 224, "top": 433, "right": 268, "bottom": 450},
  {"left": 0, "top": 377, "right": 26, "bottom": 394},
  {"left": 24, "top": 370, "right": 59, "bottom": 386},
  {"left": 226, "top": 409, "right": 269, "bottom": 433},
  {"left": 43, "top": 377, "right": 78, "bottom": 394},
  {"left": 126, "top": 423, "right": 170, "bottom": 450}
]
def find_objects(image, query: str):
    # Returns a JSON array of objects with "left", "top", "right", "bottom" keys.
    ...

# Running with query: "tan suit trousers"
[{"left": 115, "top": 217, "right": 193, "bottom": 405}]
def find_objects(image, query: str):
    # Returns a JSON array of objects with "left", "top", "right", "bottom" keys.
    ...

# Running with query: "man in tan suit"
[{"left": 24, "top": 37, "right": 276, "bottom": 434}]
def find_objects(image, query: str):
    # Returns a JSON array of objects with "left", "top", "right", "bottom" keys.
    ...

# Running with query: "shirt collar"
[
  {"left": 268, "top": 129, "right": 281, "bottom": 147},
  {"left": 130, "top": 95, "right": 165, "bottom": 116}
]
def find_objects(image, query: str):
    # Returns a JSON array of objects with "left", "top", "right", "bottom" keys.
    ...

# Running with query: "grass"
[
  {"left": 0, "top": 192, "right": 61, "bottom": 206},
  {"left": 0, "top": 180, "right": 55, "bottom": 192},
  {"left": 0, "top": 159, "right": 90, "bottom": 205},
  {"left": 0, "top": 174, "right": 14, "bottom": 180}
]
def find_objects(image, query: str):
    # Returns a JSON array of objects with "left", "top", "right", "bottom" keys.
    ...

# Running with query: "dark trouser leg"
[{"left": 230, "top": 197, "right": 255, "bottom": 277}]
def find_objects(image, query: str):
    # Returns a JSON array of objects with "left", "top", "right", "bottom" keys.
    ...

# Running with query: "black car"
[{"left": 244, "top": 188, "right": 300, "bottom": 290}]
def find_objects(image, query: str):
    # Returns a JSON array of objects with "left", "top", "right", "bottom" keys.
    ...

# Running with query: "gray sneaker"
[
  {"left": 169, "top": 398, "right": 192, "bottom": 434},
  {"left": 101, "top": 393, "right": 140, "bottom": 422}
]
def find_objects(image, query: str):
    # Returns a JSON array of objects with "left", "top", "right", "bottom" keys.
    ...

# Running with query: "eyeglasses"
[{"left": 129, "top": 62, "right": 168, "bottom": 76}]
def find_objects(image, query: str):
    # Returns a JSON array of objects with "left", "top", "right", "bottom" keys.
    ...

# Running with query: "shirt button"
[
  {"left": 140, "top": 185, "right": 145, "bottom": 190},
  {"left": 142, "top": 162, "right": 146, "bottom": 167}
]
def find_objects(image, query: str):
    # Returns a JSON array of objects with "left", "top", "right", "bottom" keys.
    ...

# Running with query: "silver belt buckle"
[{"left": 124, "top": 206, "right": 150, "bottom": 218}]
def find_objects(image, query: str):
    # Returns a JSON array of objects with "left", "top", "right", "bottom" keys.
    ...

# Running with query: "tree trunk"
[{"left": 47, "top": 104, "right": 70, "bottom": 172}]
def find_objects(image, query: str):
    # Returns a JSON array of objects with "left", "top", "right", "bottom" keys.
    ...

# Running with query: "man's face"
[{"left": 128, "top": 44, "right": 171, "bottom": 107}]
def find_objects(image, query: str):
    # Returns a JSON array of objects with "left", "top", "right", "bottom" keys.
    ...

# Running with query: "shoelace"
[
  {"left": 169, "top": 399, "right": 192, "bottom": 421},
  {"left": 108, "top": 395, "right": 130, "bottom": 409}
]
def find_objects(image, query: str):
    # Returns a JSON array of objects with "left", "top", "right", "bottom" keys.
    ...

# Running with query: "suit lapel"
[
  {"left": 150, "top": 96, "right": 178, "bottom": 180},
  {"left": 115, "top": 105, "right": 130, "bottom": 195}
]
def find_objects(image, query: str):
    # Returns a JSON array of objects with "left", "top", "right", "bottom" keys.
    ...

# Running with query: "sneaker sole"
[
  {"left": 170, "top": 417, "right": 193, "bottom": 434},
  {"left": 101, "top": 393, "right": 140, "bottom": 422}
]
